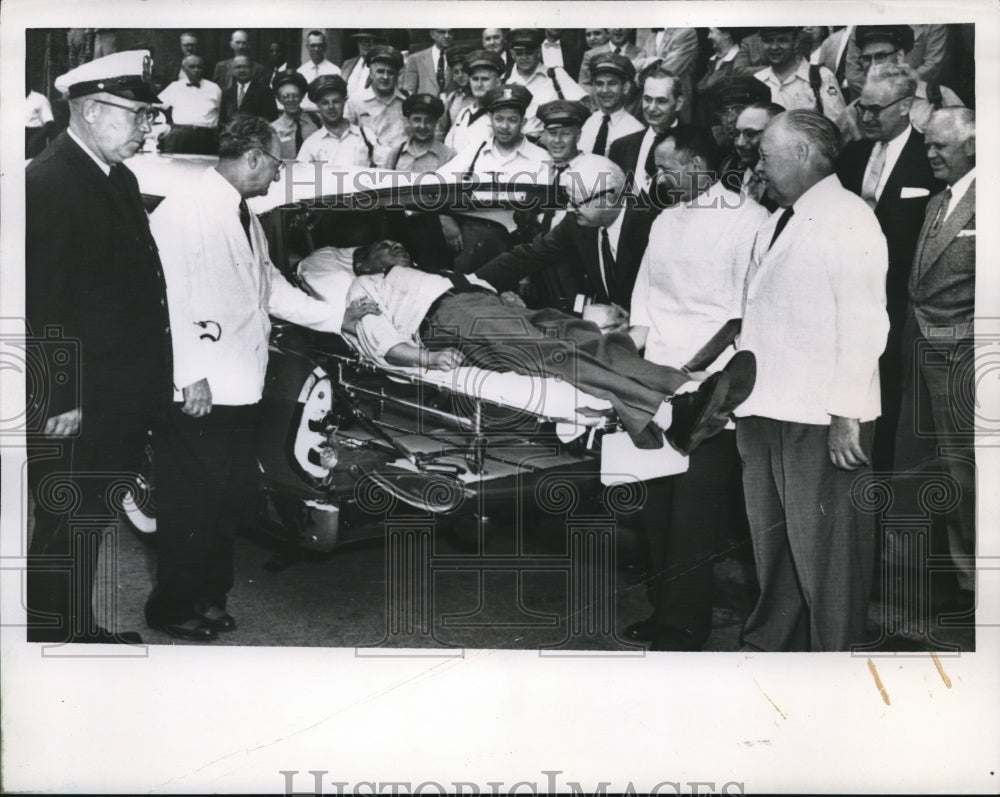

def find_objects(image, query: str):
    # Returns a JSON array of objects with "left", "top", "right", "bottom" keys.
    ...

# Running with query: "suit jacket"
[
  {"left": 25, "top": 132, "right": 172, "bottom": 432},
  {"left": 837, "top": 128, "right": 945, "bottom": 328},
  {"left": 221, "top": 79, "right": 280, "bottom": 125},
  {"left": 475, "top": 208, "right": 655, "bottom": 311},
  {"left": 909, "top": 181, "right": 975, "bottom": 346},
  {"left": 608, "top": 128, "right": 647, "bottom": 193},
  {"left": 213, "top": 58, "right": 270, "bottom": 91},
  {"left": 402, "top": 46, "right": 452, "bottom": 96},
  {"left": 639, "top": 28, "right": 699, "bottom": 122}
]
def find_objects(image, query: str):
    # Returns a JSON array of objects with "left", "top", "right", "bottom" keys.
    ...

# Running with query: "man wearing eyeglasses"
[
  {"left": 25, "top": 50, "right": 173, "bottom": 644},
  {"left": 836, "top": 63, "right": 945, "bottom": 471},
  {"left": 721, "top": 101, "right": 783, "bottom": 210},
  {"left": 837, "top": 26, "right": 964, "bottom": 143},
  {"left": 144, "top": 115, "right": 353, "bottom": 642}
]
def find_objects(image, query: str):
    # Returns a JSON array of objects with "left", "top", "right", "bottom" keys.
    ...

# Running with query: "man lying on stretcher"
[{"left": 343, "top": 239, "right": 756, "bottom": 454}]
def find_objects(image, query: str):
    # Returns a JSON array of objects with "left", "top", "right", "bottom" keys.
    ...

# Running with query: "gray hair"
[
  {"left": 218, "top": 114, "right": 277, "bottom": 159},
  {"left": 639, "top": 65, "right": 683, "bottom": 98},
  {"left": 866, "top": 62, "right": 918, "bottom": 99},
  {"left": 776, "top": 109, "right": 842, "bottom": 168},
  {"left": 928, "top": 106, "right": 975, "bottom": 141}
]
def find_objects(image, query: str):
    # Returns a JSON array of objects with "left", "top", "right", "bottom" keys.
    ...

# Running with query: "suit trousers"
[
  {"left": 425, "top": 292, "right": 689, "bottom": 448},
  {"left": 643, "top": 429, "right": 744, "bottom": 649},
  {"left": 147, "top": 403, "right": 260, "bottom": 624},
  {"left": 27, "top": 422, "right": 149, "bottom": 642},
  {"left": 893, "top": 312, "right": 976, "bottom": 592},
  {"left": 737, "top": 416, "right": 876, "bottom": 651}
]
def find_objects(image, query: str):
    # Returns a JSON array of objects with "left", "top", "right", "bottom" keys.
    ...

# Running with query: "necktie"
[
  {"left": 593, "top": 113, "right": 611, "bottom": 156},
  {"left": 860, "top": 141, "right": 886, "bottom": 208},
  {"left": 237, "top": 82, "right": 246, "bottom": 108},
  {"left": 437, "top": 51, "right": 446, "bottom": 93},
  {"left": 540, "top": 164, "right": 567, "bottom": 232},
  {"left": 294, "top": 116, "right": 304, "bottom": 153},
  {"left": 187, "top": 82, "right": 199, "bottom": 88},
  {"left": 927, "top": 188, "right": 951, "bottom": 237},
  {"left": 600, "top": 227, "right": 616, "bottom": 300},
  {"left": 613, "top": 46, "right": 622, "bottom": 55},
  {"left": 644, "top": 130, "right": 667, "bottom": 179},
  {"left": 238, "top": 199, "right": 253, "bottom": 247},
  {"left": 768, "top": 207, "right": 794, "bottom": 250}
]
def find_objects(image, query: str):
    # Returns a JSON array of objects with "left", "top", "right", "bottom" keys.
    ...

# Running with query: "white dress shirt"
[
  {"left": 541, "top": 39, "right": 565, "bottom": 68},
  {"left": 297, "top": 124, "right": 381, "bottom": 167},
  {"left": 864, "top": 124, "right": 912, "bottom": 203},
  {"left": 26, "top": 90, "right": 54, "bottom": 127},
  {"left": 578, "top": 106, "right": 644, "bottom": 156},
  {"left": 595, "top": 203, "right": 627, "bottom": 299},
  {"left": 150, "top": 168, "right": 341, "bottom": 405},
  {"left": 735, "top": 175, "right": 889, "bottom": 424},
  {"left": 631, "top": 180, "right": 770, "bottom": 369},
  {"left": 158, "top": 78, "right": 222, "bottom": 128},
  {"left": 943, "top": 167, "right": 976, "bottom": 220},
  {"left": 438, "top": 134, "right": 549, "bottom": 181}
]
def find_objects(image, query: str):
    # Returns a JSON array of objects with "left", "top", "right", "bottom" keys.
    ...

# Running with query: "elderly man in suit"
[
  {"left": 894, "top": 107, "right": 977, "bottom": 606},
  {"left": 26, "top": 51, "right": 173, "bottom": 644},
  {"left": 213, "top": 29, "right": 269, "bottom": 90},
  {"left": 836, "top": 63, "right": 945, "bottom": 470},
  {"left": 402, "top": 28, "right": 455, "bottom": 97},
  {"left": 221, "top": 55, "right": 279, "bottom": 126},
  {"left": 734, "top": 110, "right": 889, "bottom": 651}
]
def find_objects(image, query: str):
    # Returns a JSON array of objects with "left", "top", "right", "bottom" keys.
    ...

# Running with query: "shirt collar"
[
  {"left": 711, "top": 45, "right": 740, "bottom": 64},
  {"left": 949, "top": 167, "right": 976, "bottom": 205},
  {"left": 790, "top": 173, "right": 842, "bottom": 215},
  {"left": 204, "top": 165, "right": 244, "bottom": 208},
  {"left": 320, "top": 124, "right": 360, "bottom": 141},
  {"left": 67, "top": 127, "right": 111, "bottom": 175},
  {"left": 402, "top": 138, "right": 443, "bottom": 157},
  {"left": 879, "top": 123, "right": 912, "bottom": 160},
  {"left": 682, "top": 178, "right": 727, "bottom": 209}
]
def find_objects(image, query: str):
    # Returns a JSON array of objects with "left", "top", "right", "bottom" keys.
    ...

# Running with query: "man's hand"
[
  {"left": 341, "top": 296, "right": 381, "bottom": 335},
  {"left": 828, "top": 415, "right": 868, "bottom": 471},
  {"left": 499, "top": 290, "right": 526, "bottom": 308},
  {"left": 43, "top": 407, "right": 82, "bottom": 437},
  {"left": 425, "top": 348, "right": 464, "bottom": 370},
  {"left": 583, "top": 302, "right": 630, "bottom": 333},
  {"left": 182, "top": 378, "right": 212, "bottom": 417},
  {"left": 439, "top": 216, "right": 464, "bottom": 253}
]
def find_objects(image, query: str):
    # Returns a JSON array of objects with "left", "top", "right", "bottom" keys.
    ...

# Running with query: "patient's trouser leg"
[{"left": 425, "top": 293, "right": 689, "bottom": 446}]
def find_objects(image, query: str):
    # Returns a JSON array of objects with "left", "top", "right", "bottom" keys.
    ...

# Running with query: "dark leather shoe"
[
  {"left": 720, "top": 350, "right": 757, "bottom": 410},
  {"left": 624, "top": 616, "right": 655, "bottom": 642},
  {"left": 151, "top": 618, "right": 218, "bottom": 642},
  {"left": 196, "top": 605, "right": 237, "bottom": 632},
  {"left": 665, "top": 372, "right": 731, "bottom": 455}
]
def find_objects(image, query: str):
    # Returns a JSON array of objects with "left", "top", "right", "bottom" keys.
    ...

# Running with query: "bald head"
[
  {"left": 925, "top": 107, "right": 975, "bottom": 185},
  {"left": 560, "top": 154, "right": 626, "bottom": 228}
]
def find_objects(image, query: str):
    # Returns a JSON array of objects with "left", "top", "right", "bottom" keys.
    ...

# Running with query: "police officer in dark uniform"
[{"left": 25, "top": 51, "right": 173, "bottom": 644}]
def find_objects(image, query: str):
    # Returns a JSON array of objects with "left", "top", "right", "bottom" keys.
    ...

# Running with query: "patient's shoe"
[{"left": 720, "top": 350, "right": 756, "bottom": 410}]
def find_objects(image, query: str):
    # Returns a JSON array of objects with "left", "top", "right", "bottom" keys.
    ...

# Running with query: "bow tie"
[{"left": 186, "top": 82, "right": 200, "bottom": 88}]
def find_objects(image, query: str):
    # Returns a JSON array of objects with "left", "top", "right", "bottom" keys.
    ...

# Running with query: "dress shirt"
[
  {"left": 444, "top": 103, "right": 492, "bottom": 152},
  {"left": 864, "top": 124, "right": 912, "bottom": 203},
  {"left": 596, "top": 204, "right": 627, "bottom": 299},
  {"left": 943, "top": 167, "right": 976, "bottom": 220},
  {"left": 347, "top": 267, "right": 494, "bottom": 365},
  {"left": 26, "top": 90, "right": 54, "bottom": 127},
  {"left": 631, "top": 180, "right": 770, "bottom": 369},
  {"left": 297, "top": 59, "right": 342, "bottom": 111},
  {"left": 708, "top": 45, "right": 740, "bottom": 71},
  {"left": 270, "top": 112, "right": 320, "bottom": 160},
  {"left": 346, "top": 86, "right": 408, "bottom": 149},
  {"left": 632, "top": 124, "right": 677, "bottom": 194},
  {"left": 297, "top": 124, "right": 380, "bottom": 167},
  {"left": 755, "top": 58, "right": 845, "bottom": 121},
  {"left": 735, "top": 174, "right": 889, "bottom": 423},
  {"left": 158, "top": 78, "right": 222, "bottom": 128},
  {"left": 578, "top": 107, "right": 644, "bottom": 156},
  {"left": 391, "top": 137, "right": 454, "bottom": 172},
  {"left": 67, "top": 127, "right": 110, "bottom": 175},
  {"left": 150, "top": 168, "right": 341, "bottom": 406},
  {"left": 346, "top": 60, "right": 370, "bottom": 99},
  {"left": 505, "top": 65, "right": 587, "bottom": 138},
  {"left": 541, "top": 39, "right": 565, "bottom": 69},
  {"left": 438, "top": 134, "right": 549, "bottom": 181}
]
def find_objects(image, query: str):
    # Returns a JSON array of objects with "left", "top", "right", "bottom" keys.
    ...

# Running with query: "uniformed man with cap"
[
  {"left": 503, "top": 28, "right": 587, "bottom": 140},
  {"left": 438, "top": 83, "right": 548, "bottom": 181},
  {"left": 438, "top": 42, "right": 478, "bottom": 141},
  {"left": 270, "top": 70, "right": 319, "bottom": 159},
  {"left": 753, "top": 26, "right": 846, "bottom": 122},
  {"left": 578, "top": 52, "right": 643, "bottom": 156},
  {"left": 26, "top": 50, "right": 173, "bottom": 644},
  {"left": 444, "top": 49, "right": 504, "bottom": 152},
  {"left": 346, "top": 44, "right": 409, "bottom": 150},
  {"left": 297, "top": 74, "right": 384, "bottom": 166},
  {"left": 388, "top": 93, "right": 454, "bottom": 171},
  {"left": 837, "top": 25, "right": 964, "bottom": 142}
]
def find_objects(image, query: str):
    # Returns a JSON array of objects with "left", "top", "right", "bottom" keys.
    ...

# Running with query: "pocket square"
[
  {"left": 956, "top": 229, "right": 976, "bottom": 237},
  {"left": 900, "top": 186, "right": 930, "bottom": 198}
]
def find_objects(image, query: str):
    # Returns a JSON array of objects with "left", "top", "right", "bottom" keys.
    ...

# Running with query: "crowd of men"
[{"left": 24, "top": 24, "right": 977, "bottom": 651}]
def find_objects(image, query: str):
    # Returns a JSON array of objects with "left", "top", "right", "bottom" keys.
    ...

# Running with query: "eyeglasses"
[
  {"left": 91, "top": 98, "right": 161, "bottom": 126},
  {"left": 854, "top": 94, "right": 910, "bottom": 118},
  {"left": 735, "top": 127, "right": 765, "bottom": 142},
  {"left": 567, "top": 187, "right": 617, "bottom": 210},
  {"left": 256, "top": 148, "right": 285, "bottom": 172},
  {"left": 859, "top": 49, "right": 898, "bottom": 67}
]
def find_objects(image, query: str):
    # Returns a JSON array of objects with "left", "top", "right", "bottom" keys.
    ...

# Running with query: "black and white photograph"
[{"left": 1, "top": 0, "right": 998, "bottom": 793}]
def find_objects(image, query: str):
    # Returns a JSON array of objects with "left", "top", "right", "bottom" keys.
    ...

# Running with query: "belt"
[{"left": 419, "top": 277, "right": 494, "bottom": 339}]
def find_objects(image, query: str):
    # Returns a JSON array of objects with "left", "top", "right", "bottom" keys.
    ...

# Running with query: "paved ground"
[{"left": 83, "top": 504, "right": 975, "bottom": 654}]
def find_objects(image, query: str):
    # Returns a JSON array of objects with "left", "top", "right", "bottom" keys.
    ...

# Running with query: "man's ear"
[{"left": 963, "top": 135, "right": 976, "bottom": 159}]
